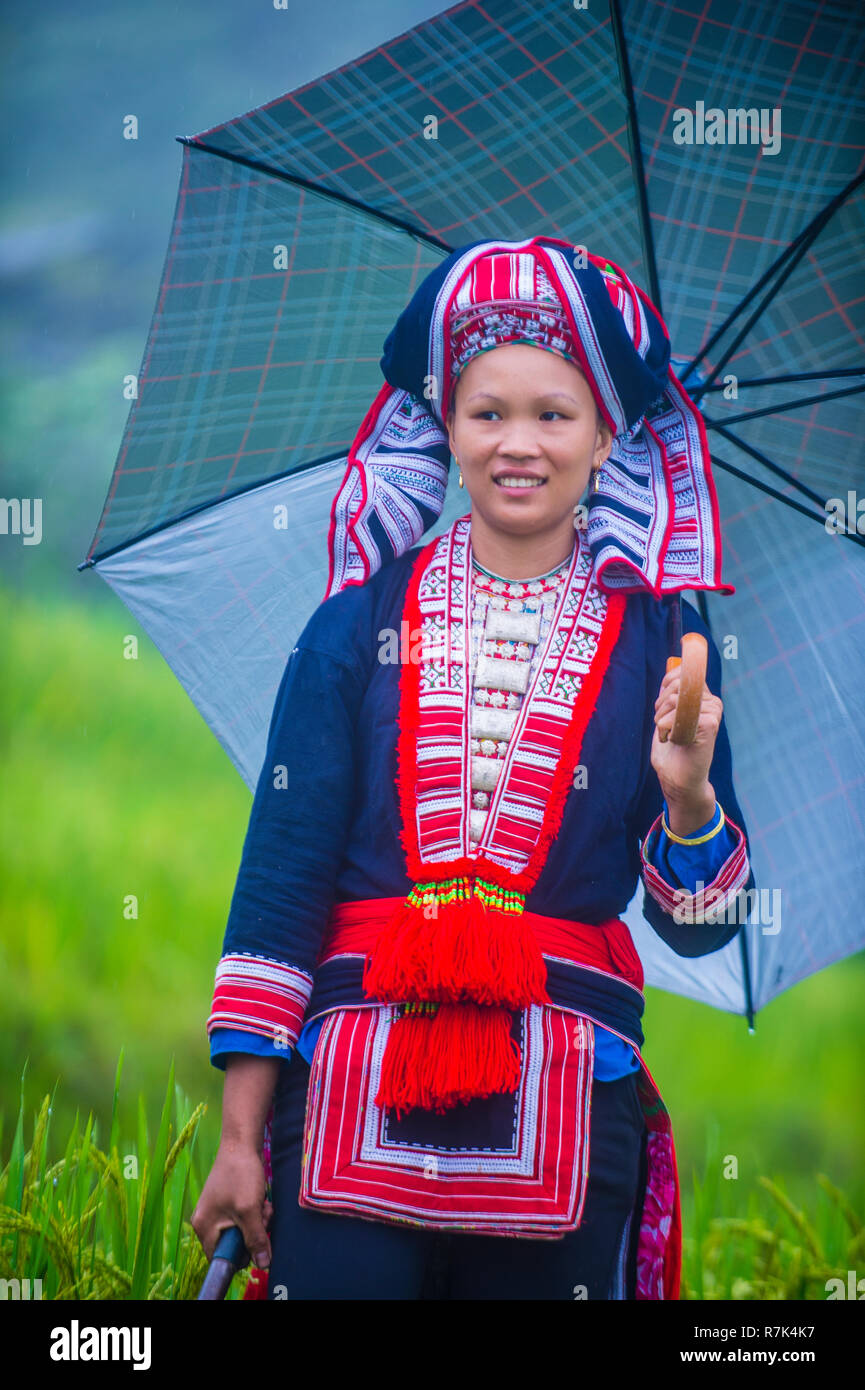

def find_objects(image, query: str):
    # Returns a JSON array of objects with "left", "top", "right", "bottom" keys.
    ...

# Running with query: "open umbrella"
[{"left": 80, "top": 0, "right": 865, "bottom": 1032}]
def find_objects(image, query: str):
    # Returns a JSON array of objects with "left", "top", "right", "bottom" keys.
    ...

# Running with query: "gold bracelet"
[{"left": 661, "top": 804, "right": 725, "bottom": 845}]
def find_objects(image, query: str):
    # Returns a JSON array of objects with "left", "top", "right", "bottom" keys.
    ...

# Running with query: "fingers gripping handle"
[
  {"left": 197, "top": 1225, "right": 251, "bottom": 1301},
  {"left": 662, "top": 632, "right": 708, "bottom": 746}
]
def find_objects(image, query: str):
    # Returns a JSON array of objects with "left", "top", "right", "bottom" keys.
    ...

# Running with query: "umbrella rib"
[
  {"left": 608, "top": 0, "right": 663, "bottom": 314},
  {"left": 693, "top": 588, "right": 712, "bottom": 636},
  {"left": 709, "top": 450, "right": 865, "bottom": 548},
  {"left": 684, "top": 225, "right": 812, "bottom": 387},
  {"left": 685, "top": 167, "right": 865, "bottom": 391},
  {"left": 706, "top": 421, "right": 832, "bottom": 509},
  {"left": 77, "top": 448, "right": 355, "bottom": 570},
  {"left": 699, "top": 368, "right": 865, "bottom": 392},
  {"left": 707, "top": 382, "right": 865, "bottom": 428},
  {"left": 691, "top": 198, "right": 858, "bottom": 402},
  {"left": 737, "top": 927, "right": 756, "bottom": 1032},
  {"left": 176, "top": 137, "right": 455, "bottom": 254}
]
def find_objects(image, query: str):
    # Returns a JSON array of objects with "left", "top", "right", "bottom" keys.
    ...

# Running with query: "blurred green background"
[{"left": 1, "top": 0, "right": 862, "bottom": 1247}]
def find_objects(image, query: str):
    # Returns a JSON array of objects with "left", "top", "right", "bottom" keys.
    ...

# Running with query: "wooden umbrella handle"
[{"left": 663, "top": 632, "right": 708, "bottom": 745}]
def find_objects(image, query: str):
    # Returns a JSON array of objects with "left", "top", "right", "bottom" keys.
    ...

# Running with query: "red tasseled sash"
[{"left": 318, "top": 897, "right": 644, "bottom": 1116}]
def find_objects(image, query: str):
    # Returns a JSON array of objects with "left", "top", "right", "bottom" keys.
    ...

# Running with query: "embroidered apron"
[{"left": 297, "top": 898, "right": 681, "bottom": 1299}]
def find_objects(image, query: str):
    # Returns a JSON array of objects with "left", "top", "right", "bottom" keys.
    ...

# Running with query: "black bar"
[
  {"left": 710, "top": 451, "right": 865, "bottom": 547},
  {"left": 668, "top": 590, "right": 682, "bottom": 657},
  {"left": 684, "top": 167, "right": 865, "bottom": 384},
  {"left": 707, "top": 381, "right": 865, "bottom": 427},
  {"left": 176, "top": 136, "right": 454, "bottom": 254},
  {"left": 692, "top": 213, "right": 836, "bottom": 401},
  {"left": 79, "top": 139, "right": 454, "bottom": 572},
  {"left": 695, "top": 589, "right": 711, "bottom": 631},
  {"left": 78, "top": 447, "right": 352, "bottom": 570},
  {"left": 704, "top": 419, "right": 830, "bottom": 510},
  {"left": 682, "top": 228, "right": 809, "bottom": 385},
  {"left": 609, "top": 0, "right": 664, "bottom": 314},
  {"left": 699, "top": 367, "right": 865, "bottom": 392},
  {"left": 738, "top": 925, "right": 756, "bottom": 1033}
]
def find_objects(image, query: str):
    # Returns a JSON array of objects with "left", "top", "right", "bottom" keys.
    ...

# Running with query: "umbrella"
[{"left": 79, "top": 0, "right": 865, "bottom": 1027}]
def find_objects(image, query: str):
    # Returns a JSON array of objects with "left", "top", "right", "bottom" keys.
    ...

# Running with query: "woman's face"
[{"left": 446, "top": 342, "right": 612, "bottom": 537}]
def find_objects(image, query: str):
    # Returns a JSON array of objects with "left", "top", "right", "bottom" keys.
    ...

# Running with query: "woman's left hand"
[{"left": 651, "top": 666, "right": 722, "bottom": 834}]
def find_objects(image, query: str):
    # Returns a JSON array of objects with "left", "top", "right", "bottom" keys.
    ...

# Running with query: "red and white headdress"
[{"left": 326, "top": 235, "right": 729, "bottom": 599}]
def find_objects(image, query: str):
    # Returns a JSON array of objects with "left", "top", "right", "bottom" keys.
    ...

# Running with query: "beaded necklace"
[
  {"left": 470, "top": 544, "right": 576, "bottom": 586},
  {"left": 466, "top": 545, "right": 575, "bottom": 849}
]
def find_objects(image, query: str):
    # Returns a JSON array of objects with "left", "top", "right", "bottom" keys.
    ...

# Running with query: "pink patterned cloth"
[{"left": 634, "top": 1061, "right": 682, "bottom": 1300}]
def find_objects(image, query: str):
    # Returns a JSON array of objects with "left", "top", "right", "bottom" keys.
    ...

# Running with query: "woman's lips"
[{"left": 493, "top": 475, "right": 546, "bottom": 489}]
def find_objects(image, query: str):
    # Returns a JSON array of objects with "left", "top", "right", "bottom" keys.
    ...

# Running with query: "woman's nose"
[{"left": 497, "top": 427, "right": 541, "bottom": 458}]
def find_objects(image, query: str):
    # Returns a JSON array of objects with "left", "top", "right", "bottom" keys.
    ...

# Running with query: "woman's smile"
[{"left": 493, "top": 471, "right": 547, "bottom": 490}]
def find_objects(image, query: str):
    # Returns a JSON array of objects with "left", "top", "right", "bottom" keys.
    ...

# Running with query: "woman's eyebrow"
[{"left": 464, "top": 390, "right": 581, "bottom": 405}]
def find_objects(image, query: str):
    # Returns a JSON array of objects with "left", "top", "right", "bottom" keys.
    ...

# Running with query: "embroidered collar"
[{"left": 397, "top": 515, "right": 625, "bottom": 892}]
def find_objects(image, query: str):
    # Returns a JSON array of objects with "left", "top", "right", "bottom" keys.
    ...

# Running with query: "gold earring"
[
  {"left": 592, "top": 467, "right": 601, "bottom": 494},
  {"left": 456, "top": 457, "right": 464, "bottom": 488}
]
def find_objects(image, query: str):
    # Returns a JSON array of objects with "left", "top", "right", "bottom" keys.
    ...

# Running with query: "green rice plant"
[
  {"left": 0, "top": 1051, "right": 251, "bottom": 1301},
  {"left": 3, "top": 1051, "right": 861, "bottom": 1300},
  {"left": 680, "top": 1121, "right": 863, "bottom": 1299}
]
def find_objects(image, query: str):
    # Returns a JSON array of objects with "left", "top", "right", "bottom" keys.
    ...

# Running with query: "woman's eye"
[{"left": 469, "top": 409, "right": 569, "bottom": 421}]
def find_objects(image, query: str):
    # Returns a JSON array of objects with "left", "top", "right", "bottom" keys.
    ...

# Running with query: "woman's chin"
[{"left": 474, "top": 493, "right": 565, "bottom": 535}]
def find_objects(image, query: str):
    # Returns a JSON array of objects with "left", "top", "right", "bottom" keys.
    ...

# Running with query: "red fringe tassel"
[
  {"left": 363, "top": 891, "right": 550, "bottom": 1114},
  {"left": 374, "top": 1002, "right": 522, "bottom": 1117},
  {"left": 243, "top": 1265, "right": 269, "bottom": 1300},
  {"left": 362, "top": 893, "right": 549, "bottom": 1007}
]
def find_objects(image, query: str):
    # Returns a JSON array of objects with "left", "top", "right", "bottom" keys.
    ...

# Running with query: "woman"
[{"left": 192, "top": 237, "right": 753, "bottom": 1300}]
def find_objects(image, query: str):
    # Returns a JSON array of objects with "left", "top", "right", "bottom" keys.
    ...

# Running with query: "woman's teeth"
[{"left": 495, "top": 476, "right": 545, "bottom": 488}]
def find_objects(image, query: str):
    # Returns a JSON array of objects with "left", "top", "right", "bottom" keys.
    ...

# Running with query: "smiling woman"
[{"left": 194, "top": 237, "right": 755, "bottom": 1302}]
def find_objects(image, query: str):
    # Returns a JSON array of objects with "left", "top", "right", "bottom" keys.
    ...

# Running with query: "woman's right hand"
[{"left": 191, "top": 1141, "right": 273, "bottom": 1269}]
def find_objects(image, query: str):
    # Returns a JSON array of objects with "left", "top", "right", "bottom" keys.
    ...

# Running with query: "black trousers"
[{"left": 266, "top": 1049, "right": 647, "bottom": 1300}]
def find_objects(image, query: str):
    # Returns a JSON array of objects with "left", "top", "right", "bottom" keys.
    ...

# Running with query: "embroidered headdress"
[{"left": 326, "top": 235, "right": 729, "bottom": 600}]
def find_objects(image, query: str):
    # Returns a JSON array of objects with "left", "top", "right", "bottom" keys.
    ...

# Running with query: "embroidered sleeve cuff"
[
  {"left": 209, "top": 1027, "right": 291, "bottom": 1071},
  {"left": 641, "top": 810, "right": 750, "bottom": 923},
  {"left": 207, "top": 952, "right": 313, "bottom": 1052}
]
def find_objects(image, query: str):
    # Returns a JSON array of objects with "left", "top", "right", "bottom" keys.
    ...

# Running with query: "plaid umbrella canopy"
[{"left": 80, "top": 0, "right": 865, "bottom": 1021}]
